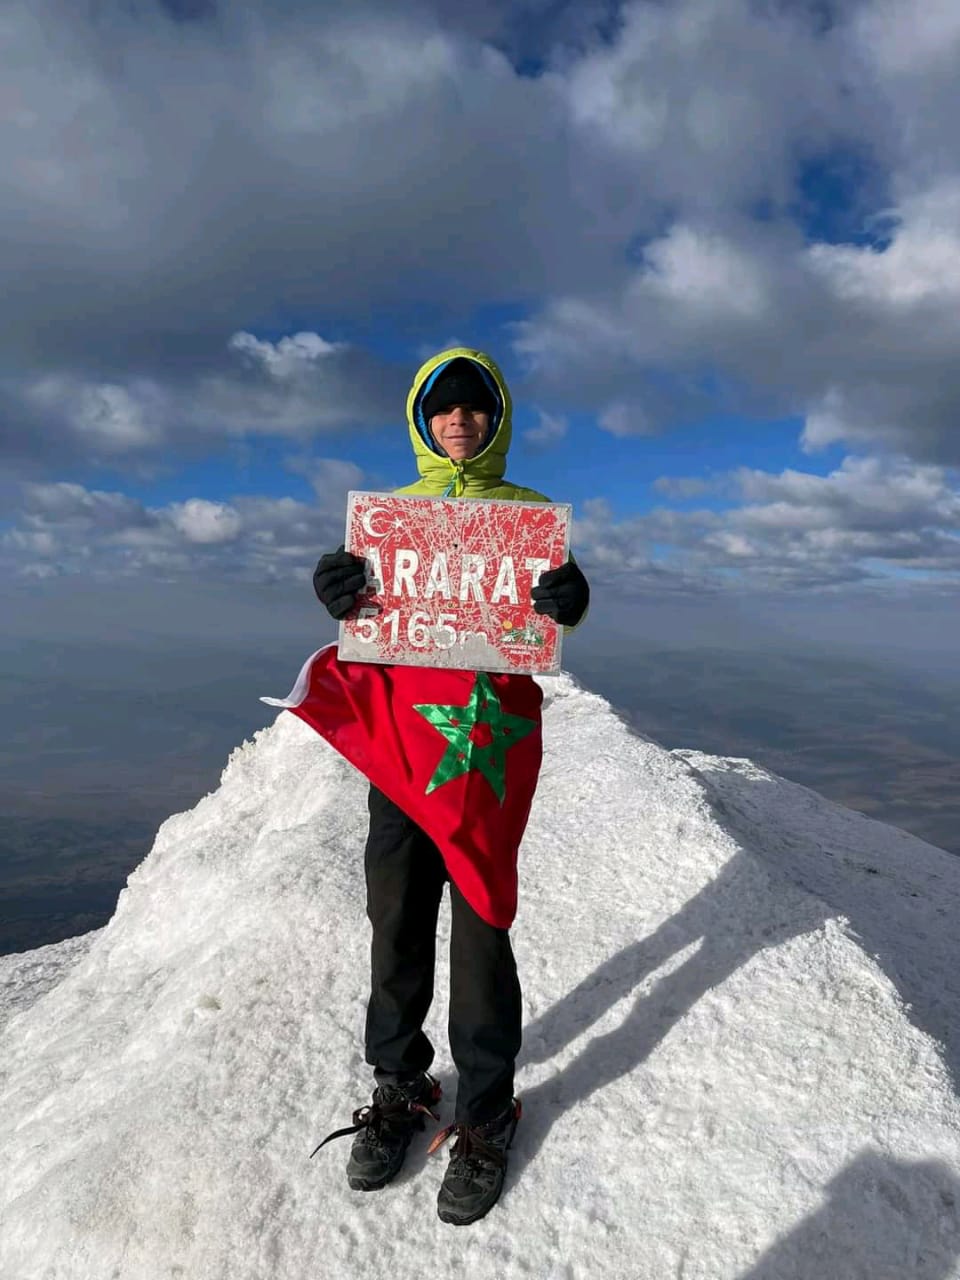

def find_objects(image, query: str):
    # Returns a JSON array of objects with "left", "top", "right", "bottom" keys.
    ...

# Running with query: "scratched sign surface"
[{"left": 338, "top": 491, "right": 571, "bottom": 674}]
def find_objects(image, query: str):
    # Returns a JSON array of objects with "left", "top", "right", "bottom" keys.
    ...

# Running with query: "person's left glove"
[{"left": 531, "top": 560, "right": 589, "bottom": 627}]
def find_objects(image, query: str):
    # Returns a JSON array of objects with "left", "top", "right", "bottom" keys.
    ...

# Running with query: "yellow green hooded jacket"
[
  {"left": 398, "top": 347, "right": 552, "bottom": 503},
  {"left": 398, "top": 346, "right": 586, "bottom": 630}
]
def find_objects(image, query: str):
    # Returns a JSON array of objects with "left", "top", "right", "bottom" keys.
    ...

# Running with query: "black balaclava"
[{"left": 421, "top": 357, "right": 498, "bottom": 422}]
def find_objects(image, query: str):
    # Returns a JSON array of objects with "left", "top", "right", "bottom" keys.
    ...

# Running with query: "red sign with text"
[{"left": 338, "top": 492, "right": 571, "bottom": 674}]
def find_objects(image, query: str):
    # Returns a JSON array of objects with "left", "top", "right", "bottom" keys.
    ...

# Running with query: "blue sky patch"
[{"left": 793, "top": 146, "right": 893, "bottom": 249}]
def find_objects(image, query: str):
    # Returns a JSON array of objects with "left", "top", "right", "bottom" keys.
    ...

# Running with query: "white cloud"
[
  {"left": 517, "top": 187, "right": 960, "bottom": 462},
  {"left": 24, "top": 379, "right": 162, "bottom": 452},
  {"left": 19, "top": 482, "right": 156, "bottom": 532},
  {"left": 598, "top": 401, "right": 654, "bottom": 437},
  {"left": 199, "top": 332, "right": 392, "bottom": 436},
  {"left": 3, "top": 528, "right": 57, "bottom": 555},
  {"left": 807, "top": 183, "right": 960, "bottom": 309},
  {"left": 853, "top": 0, "right": 960, "bottom": 76},
  {"left": 707, "top": 530, "right": 754, "bottom": 558},
  {"left": 169, "top": 499, "right": 243, "bottom": 545},
  {"left": 290, "top": 457, "right": 366, "bottom": 504},
  {"left": 573, "top": 455, "right": 960, "bottom": 590},
  {"left": 2, "top": 481, "right": 341, "bottom": 582},
  {"left": 6, "top": 449, "right": 960, "bottom": 596},
  {"left": 227, "top": 332, "right": 345, "bottom": 381},
  {"left": 734, "top": 455, "right": 960, "bottom": 529},
  {"left": 639, "top": 225, "right": 772, "bottom": 321},
  {"left": 7, "top": 331, "right": 402, "bottom": 469},
  {"left": 523, "top": 409, "right": 567, "bottom": 448},
  {"left": 514, "top": 218, "right": 799, "bottom": 434},
  {"left": 564, "top": 0, "right": 861, "bottom": 211}
]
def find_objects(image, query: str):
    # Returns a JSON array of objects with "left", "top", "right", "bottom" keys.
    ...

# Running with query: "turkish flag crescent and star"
[{"left": 262, "top": 645, "right": 543, "bottom": 928}]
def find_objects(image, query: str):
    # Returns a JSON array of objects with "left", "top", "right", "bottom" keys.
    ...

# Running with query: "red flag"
[{"left": 263, "top": 646, "right": 543, "bottom": 928}]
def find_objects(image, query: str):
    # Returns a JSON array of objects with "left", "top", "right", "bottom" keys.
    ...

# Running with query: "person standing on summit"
[{"left": 311, "top": 348, "right": 589, "bottom": 1225}]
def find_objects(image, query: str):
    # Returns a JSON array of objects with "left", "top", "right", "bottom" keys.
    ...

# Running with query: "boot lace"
[{"left": 309, "top": 1083, "right": 439, "bottom": 1160}]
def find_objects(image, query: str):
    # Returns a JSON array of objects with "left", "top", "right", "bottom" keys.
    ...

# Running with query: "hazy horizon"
[{"left": 4, "top": 574, "right": 959, "bottom": 955}]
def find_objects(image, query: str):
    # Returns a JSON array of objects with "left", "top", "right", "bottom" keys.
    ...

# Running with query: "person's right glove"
[
  {"left": 312, "top": 545, "right": 367, "bottom": 620},
  {"left": 531, "top": 560, "right": 590, "bottom": 627}
]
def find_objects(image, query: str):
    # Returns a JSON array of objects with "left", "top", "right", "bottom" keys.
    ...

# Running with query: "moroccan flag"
[{"left": 262, "top": 645, "right": 543, "bottom": 928}]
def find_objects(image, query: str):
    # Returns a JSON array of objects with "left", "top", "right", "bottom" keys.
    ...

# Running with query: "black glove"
[
  {"left": 312, "top": 545, "right": 367, "bottom": 620},
  {"left": 531, "top": 560, "right": 589, "bottom": 627}
]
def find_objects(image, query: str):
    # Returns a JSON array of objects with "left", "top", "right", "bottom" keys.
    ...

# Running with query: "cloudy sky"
[{"left": 2, "top": 0, "right": 960, "bottom": 665}]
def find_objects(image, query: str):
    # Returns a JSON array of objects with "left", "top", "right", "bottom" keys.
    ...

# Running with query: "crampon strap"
[
  {"left": 309, "top": 1098, "right": 439, "bottom": 1160},
  {"left": 426, "top": 1100, "right": 522, "bottom": 1167}
]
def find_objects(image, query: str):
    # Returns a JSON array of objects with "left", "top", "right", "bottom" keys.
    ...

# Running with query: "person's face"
[{"left": 428, "top": 404, "right": 491, "bottom": 460}]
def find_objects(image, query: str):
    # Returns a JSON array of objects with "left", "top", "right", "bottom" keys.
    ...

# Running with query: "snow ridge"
[{"left": 1, "top": 672, "right": 959, "bottom": 1279}]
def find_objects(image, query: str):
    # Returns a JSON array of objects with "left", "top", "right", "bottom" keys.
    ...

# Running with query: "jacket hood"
[{"left": 405, "top": 348, "right": 513, "bottom": 495}]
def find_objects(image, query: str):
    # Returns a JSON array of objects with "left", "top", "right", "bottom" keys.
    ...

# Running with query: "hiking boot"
[
  {"left": 431, "top": 1098, "right": 521, "bottom": 1225},
  {"left": 310, "top": 1072, "right": 442, "bottom": 1191}
]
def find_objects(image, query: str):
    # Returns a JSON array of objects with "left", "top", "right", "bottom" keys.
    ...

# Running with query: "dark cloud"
[
  {"left": 0, "top": 0, "right": 867, "bottom": 388},
  {"left": 0, "top": 333, "right": 407, "bottom": 475},
  {"left": 1, "top": 1, "right": 633, "bottom": 373}
]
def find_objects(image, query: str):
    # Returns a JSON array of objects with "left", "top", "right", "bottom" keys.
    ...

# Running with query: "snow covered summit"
[{"left": 2, "top": 672, "right": 959, "bottom": 1279}]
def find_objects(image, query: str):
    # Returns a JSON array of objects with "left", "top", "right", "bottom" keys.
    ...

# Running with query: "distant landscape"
[
  {"left": 2, "top": 639, "right": 959, "bottom": 955},
  {"left": 576, "top": 647, "right": 960, "bottom": 859}
]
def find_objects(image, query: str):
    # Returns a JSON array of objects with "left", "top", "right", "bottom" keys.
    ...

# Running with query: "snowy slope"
[{"left": 1, "top": 673, "right": 959, "bottom": 1279}]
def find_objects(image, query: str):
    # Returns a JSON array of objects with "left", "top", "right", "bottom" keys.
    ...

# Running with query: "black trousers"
[{"left": 363, "top": 784, "right": 521, "bottom": 1124}]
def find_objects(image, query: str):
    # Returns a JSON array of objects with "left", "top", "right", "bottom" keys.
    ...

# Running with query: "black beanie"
[{"left": 421, "top": 358, "right": 498, "bottom": 422}]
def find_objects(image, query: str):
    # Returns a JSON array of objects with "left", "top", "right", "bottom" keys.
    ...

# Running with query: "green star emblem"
[{"left": 414, "top": 672, "right": 537, "bottom": 803}]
